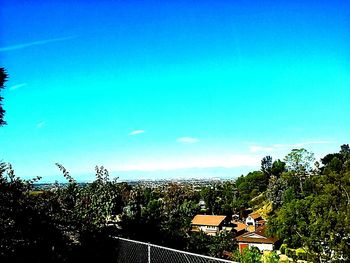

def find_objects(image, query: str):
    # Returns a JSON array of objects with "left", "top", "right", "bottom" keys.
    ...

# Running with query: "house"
[
  {"left": 236, "top": 225, "right": 278, "bottom": 252},
  {"left": 245, "top": 212, "right": 265, "bottom": 230},
  {"left": 191, "top": 215, "right": 227, "bottom": 236},
  {"left": 245, "top": 212, "right": 262, "bottom": 226}
]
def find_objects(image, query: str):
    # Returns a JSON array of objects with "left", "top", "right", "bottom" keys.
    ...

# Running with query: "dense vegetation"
[
  {"left": 1, "top": 145, "right": 348, "bottom": 262},
  {"left": 267, "top": 146, "right": 350, "bottom": 262}
]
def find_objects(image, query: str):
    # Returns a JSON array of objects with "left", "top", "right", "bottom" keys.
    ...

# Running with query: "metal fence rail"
[{"left": 115, "top": 237, "right": 237, "bottom": 263}]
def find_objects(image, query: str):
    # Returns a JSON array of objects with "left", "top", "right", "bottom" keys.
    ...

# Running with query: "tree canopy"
[{"left": 0, "top": 67, "right": 7, "bottom": 126}]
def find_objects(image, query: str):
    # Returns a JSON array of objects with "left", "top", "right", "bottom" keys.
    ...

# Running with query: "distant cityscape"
[{"left": 34, "top": 177, "right": 235, "bottom": 190}]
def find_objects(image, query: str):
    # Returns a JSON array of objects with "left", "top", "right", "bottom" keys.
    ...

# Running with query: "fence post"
[{"left": 148, "top": 243, "right": 151, "bottom": 263}]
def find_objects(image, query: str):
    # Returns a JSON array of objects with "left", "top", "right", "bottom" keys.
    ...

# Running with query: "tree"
[
  {"left": 160, "top": 183, "right": 199, "bottom": 249},
  {"left": 271, "top": 159, "right": 286, "bottom": 177},
  {"left": 186, "top": 231, "right": 211, "bottom": 255},
  {"left": 261, "top": 156, "right": 273, "bottom": 178},
  {"left": 0, "top": 163, "right": 71, "bottom": 262},
  {"left": 284, "top": 148, "right": 315, "bottom": 193},
  {"left": 340, "top": 144, "right": 350, "bottom": 161},
  {"left": 268, "top": 145, "right": 350, "bottom": 262},
  {"left": 0, "top": 68, "right": 8, "bottom": 126},
  {"left": 208, "top": 231, "right": 236, "bottom": 258},
  {"left": 266, "top": 175, "right": 289, "bottom": 208},
  {"left": 232, "top": 247, "right": 261, "bottom": 263},
  {"left": 264, "top": 251, "right": 280, "bottom": 263},
  {"left": 187, "top": 231, "right": 235, "bottom": 259}
]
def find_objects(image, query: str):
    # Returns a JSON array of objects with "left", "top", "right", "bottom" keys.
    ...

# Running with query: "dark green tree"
[
  {"left": 0, "top": 164, "right": 71, "bottom": 262},
  {"left": 0, "top": 68, "right": 8, "bottom": 126},
  {"left": 268, "top": 145, "right": 350, "bottom": 262},
  {"left": 261, "top": 156, "right": 273, "bottom": 177},
  {"left": 271, "top": 159, "right": 286, "bottom": 177}
]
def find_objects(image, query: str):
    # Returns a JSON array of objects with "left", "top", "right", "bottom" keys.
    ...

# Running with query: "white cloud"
[
  {"left": 9, "top": 83, "right": 27, "bottom": 91},
  {"left": 249, "top": 146, "right": 275, "bottom": 153},
  {"left": 111, "top": 154, "right": 259, "bottom": 172},
  {"left": 273, "top": 141, "right": 333, "bottom": 149},
  {"left": 250, "top": 140, "right": 333, "bottom": 153},
  {"left": 37, "top": 121, "right": 45, "bottom": 128},
  {"left": 177, "top": 137, "right": 199, "bottom": 144},
  {"left": 129, "top": 130, "right": 145, "bottom": 136},
  {"left": 0, "top": 36, "right": 77, "bottom": 52}
]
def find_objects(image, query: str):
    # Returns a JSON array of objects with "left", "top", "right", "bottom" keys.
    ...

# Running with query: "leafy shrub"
[
  {"left": 232, "top": 247, "right": 261, "bottom": 263},
  {"left": 306, "top": 252, "right": 318, "bottom": 262},
  {"left": 280, "top": 244, "right": 287, "bottom": 254},
  {"left": 285, "top": 248, "right": 296, "bottom": 258},
  {"left": 264, "top": 251, "right": 280, "bottom": 263},
  {"left": 296, "top": 248, "right": 306, "bottom": 260}
]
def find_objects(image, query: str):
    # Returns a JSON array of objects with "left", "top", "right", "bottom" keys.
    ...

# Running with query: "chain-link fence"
[{"left": 115, "top": 237, "right": 237, "bottom": 263}]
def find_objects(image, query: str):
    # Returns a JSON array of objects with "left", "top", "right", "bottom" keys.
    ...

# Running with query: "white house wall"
[
  {"left": 198, "top": 226, "right": 219, "bottom": 233},
  {"left": 245, "top": 217, "right": 256, "bottom": 226},
  {"left": 249, "top": 243, "right": 273, "bottom": 251}
]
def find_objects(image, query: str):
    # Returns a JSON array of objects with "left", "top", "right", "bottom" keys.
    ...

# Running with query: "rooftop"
[
  {"left": 248, "top": 212, "right": 262, "bottom": 220},
  {"left": 232, "top": 221, "right": 247, "bottom": 232},
  {"left": 191, "top": 215, "right": 226, "bottom": 226},
  {"left": 236, "top": 226, "right": 278, "bottom": 244}
]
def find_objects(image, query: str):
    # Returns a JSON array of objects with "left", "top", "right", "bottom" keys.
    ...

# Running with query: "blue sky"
[{"left": 0, "top": 0, "right": 349, "bottom": 182}]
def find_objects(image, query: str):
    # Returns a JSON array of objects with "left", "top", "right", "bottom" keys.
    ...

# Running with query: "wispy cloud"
[
  {"left": 273, "top": 141, "right": 333, "bottom": 149},
  {"left": 129, "top": 130, "right": 145, "bottom": 136},
  {"left": 0, "top": 36, "right": 76, "bottom": 52},
  {"left": 9, "top": 83, "right": 27, "bottom": 91},
  {"left": 249, "top": 146, "right": 275, "bottom": 153},
  {"left": 37, "top": 121, "right": 45, "bottom": 128},
  {"left": 249, "top": 140, "right": 333, "bottom": 153},
  {"left": 112, "top": 154, "right": 259, "bottom": 172},
  {"left": 177, "top": 137, "right": 199, "bottom": 144}
]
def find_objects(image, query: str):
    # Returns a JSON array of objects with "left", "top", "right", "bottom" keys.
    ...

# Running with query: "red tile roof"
[
  {"left": 248, "top": 212, "right": 262, "bottom": 220},
  {"left": 232, "top": 221, "right": 247, "bottom": 232},
  {"left": 236, "top": 226, "right": 278, "bottom": 244},
  {"left": 191, "top": 215, "right": 226, "bottom": 226}
]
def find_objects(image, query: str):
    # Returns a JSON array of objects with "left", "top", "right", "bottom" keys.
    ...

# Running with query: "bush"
[
  {"left": 296, "top": 248, "right": 306, "bottom": 261},
  {"left": 306, "top": 252, "right": 318, "bottom": 262},
  {"left": 285, "top": 248, "right": 296, "bottom": 258},
  {"left": 232, "top": 247, "right": 261, "bottom": 263},
  {"left": 280, "top": 244, "right": 287, "bottom": 254},
  {"left": 264, "top": 251, "right": 280, "bottom": 263}
]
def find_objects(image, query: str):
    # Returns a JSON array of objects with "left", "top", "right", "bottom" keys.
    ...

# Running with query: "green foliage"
[
  {"left": 264, "top": 251, "right": 280, "bottom": 263},
  {"left": 187, "top": 231, "right": 212, "bottom": 255},
  {"left": 188, "top": 231, "right": 236, "bottom": 258},
  {"left": 285, "top": 248, "right": 296, "bottom": 259},
  {"left": 0, "top": 161, "right": 125, "bottom": 262},
  {"left": 235, "top": 171, "right": 268, "bottom": 212},
  {"left": 233, "top": 247, "right": 261, "bottom": 263},
  {"left": 208, "top": 231, "right": 236, "bottom": 258},
  {"left": 261, "top": 156, "right": 273, "bottom": 177},
  {"left": 0, "top": 67, "right": 7, "bottom": 126},
  {"left": 279, "top": 244, "right": 287, "bottom": 254},
  {"left": 284, "top": 148, "right": 315, "bottom": 174},
  {"left": 0, "top": 163, "right": 71, "bottom": 262},
  {"left": 268, "top": 145, "right": 350, "bottom": 261},
  {"left": 271, "top": 159, "right": 286, "bottom": 178},
  {"left": 1, "top": 143, "right": 350, "bottom": 262},
  {"left": 295, "top": 248, "right": 306, "bottom": 261},
  {"left": 266, "top": 175, "right": 288, "bottom": 208},
  {"left": 284, "top": 148, "right": 315, "bottom": 193},
  {"left": 200, "top": 181, "right": 238, "bottom": 215}
]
